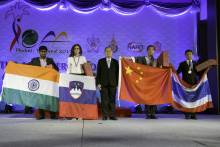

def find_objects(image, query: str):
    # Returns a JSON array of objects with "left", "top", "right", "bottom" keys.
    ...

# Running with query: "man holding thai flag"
[{"left": 175, "top": 49, "right": 212, "bottom": 119}]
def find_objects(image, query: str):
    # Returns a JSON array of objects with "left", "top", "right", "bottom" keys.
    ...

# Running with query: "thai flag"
[
  {"left": 59, "top": 74, "right": 98, "bottom": 120},
  {"left": 171, "top": 72, "right": 213, "bottom": 112}
]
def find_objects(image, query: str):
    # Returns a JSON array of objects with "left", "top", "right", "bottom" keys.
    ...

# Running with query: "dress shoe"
[
  {"left": 145, "top": 115, "right": 151, "bottom": 119},
  {"left": 37, "top": 116, "right": 45, "bottom": 120},
  {"left": 109, "top": 117, "right": 117, "bottom": 120},
  {"left": 151, "top": 115, "right": 157, "bottom": 119},
  {"left": 191, "top": 115, "right": 197, "bottom": 120},
  {"left": 102, "top": 116, "right": 108, "bottom": 120},
  {"left": 65, "top": 117, "right": 73, "bottom": 120},
  {"left": 185, "top": 115, "right": 190, "bottom": 119},
  {"left": 50, "top": 116, "right": 58, "bottom": 120}
]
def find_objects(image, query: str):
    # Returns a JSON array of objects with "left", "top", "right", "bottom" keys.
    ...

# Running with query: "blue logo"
[
  {"left": 69, "top": 81, "right": 84, "bottom": 99},
  {"left": 127, "top": 42, "right": 144, "bottom": 52},
  {"left": 28, "top": 79, "right": 40, "bottom": 91}
]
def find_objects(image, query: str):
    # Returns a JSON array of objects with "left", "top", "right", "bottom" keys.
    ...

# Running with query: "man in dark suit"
[
  {"left": 135, "top": 45, "right": 158, "bottom": 119},
  {"left": 96, "top": 47, "right": 119, "bottom": 120},
  {"left": 177, "top": 49, "right": 198, "bottom": 119},
  {"left": 27, "top": 45, "right": 59, "bottom": 119}
]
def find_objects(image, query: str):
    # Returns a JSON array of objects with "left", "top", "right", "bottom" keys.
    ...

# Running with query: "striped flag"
[
  {"left": 59, "top": 73, "right": 98, "bottom": 120},
  {"left": 171, "top": 72, "right": 213, "bottom": 112},
  {"left": 119, "top": 58, "right": 213, "bottom": 112},
  {"left": 0, "top": 62, "right": 59, "bottom": 112}
]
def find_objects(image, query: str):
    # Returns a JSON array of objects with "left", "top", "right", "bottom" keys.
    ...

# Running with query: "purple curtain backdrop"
[
  {"left": 0, "top": 0, "right": 200, "bottom": 14},
  {"left": 0, "top": 0, "right": 200, "bottom": 110}
]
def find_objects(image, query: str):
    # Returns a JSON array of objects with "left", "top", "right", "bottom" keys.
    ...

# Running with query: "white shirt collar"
[{"left": 187, "top": 60, "right": 192, "bottom": 63}]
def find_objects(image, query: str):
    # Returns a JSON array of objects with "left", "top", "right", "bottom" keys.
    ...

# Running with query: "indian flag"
[{"left": 0, "top": 61, "right": 59, "bottom": 112}]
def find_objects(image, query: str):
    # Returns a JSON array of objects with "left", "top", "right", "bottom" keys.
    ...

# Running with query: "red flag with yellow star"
[{"left": 119, "top": 58, "right": 172, "bottom": 105}]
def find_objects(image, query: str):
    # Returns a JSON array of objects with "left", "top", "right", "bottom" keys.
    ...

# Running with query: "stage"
[{"left": 0, "top": 114, "right": 220, "bottom": 147}]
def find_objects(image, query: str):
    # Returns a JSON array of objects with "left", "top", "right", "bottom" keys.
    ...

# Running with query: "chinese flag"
[{"left": 119, "top": 58, "right": 172, "bottom": 105}]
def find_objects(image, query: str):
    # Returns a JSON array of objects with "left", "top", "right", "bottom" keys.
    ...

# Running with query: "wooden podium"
[
  {"left": 82, "top": 63, "right": 94, "bottom": 76},
  {"left": 157, "top": 51, "right": 170, "bottom": 67}
]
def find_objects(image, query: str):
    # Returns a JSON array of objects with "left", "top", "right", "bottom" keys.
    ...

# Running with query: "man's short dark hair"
[
  {"left": 185, "top": 49, "right": 193, "bottom": 55},
  {"left": 147, "top": 45, "right": 155, "bottom": 51},
  {"left": 39, "top": 46, "right": 48, "bottom": 51},
  {"left": 105, "top": 46, "right": 112, "bottom": 51}
]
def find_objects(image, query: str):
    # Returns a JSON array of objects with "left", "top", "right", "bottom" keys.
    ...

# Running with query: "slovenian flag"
[
  {"left": 171, "top": 72, "right": 213, "bottom": 112},
  {"left": 0, "top": 62, "right": 59, "bottom": 112},
  {"left": 59, "top": 74, "right": 98, "bottom": 120}
]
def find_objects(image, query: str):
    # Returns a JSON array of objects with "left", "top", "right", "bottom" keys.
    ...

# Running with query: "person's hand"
[
  {"left": 46, "top": 64, "right": 53, "bottom": 68},
  {"left": 97, "top": 84, "right": 101, "bottom": 90}
]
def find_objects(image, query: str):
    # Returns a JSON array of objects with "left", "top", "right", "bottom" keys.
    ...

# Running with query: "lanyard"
[{"left": 73, "top": 56, "right": 80, "bottom": 67}]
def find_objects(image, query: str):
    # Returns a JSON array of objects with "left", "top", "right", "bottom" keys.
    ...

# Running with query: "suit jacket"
[
  {"left": 28, "top": 57, "right": 59, "bottom": 71},
  {"left": 177, "top": 60, "right": 198, "bottom": 85},
  {"left": 135, "top": 56, "right": 157, "bottom": 67},
  {"left": 96, "top": 58, "right": 119, "bottom": 87}
]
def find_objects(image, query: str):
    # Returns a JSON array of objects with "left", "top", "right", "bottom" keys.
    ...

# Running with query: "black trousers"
[
  {"left": 145, "top": 105, "right": 157, "bottom": 116},
  {"left": 184, "top": 112, "right": 196, "bottom": 118},
  {"left": 24, "top": 106, "right": 33, "bottom": 113},
  {"left": 100, "top": 86, "right": 117, "bottom": 117}
]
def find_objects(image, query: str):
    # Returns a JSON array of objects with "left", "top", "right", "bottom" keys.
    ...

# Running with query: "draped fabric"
[
  {"left": 0, "top": 0, "right": 200, "bottom": 15},
  {"left": 119, "top": 59, "right": 213, "bottom": 113}
]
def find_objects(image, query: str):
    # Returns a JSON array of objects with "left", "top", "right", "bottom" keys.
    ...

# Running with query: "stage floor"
[{"left": 0, "top": 114, "right": 220, "bottom": 147}]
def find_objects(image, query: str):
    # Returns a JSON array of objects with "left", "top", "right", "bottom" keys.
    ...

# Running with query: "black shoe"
[
  {"left": 24, "top": 106, "right": 33, "bottom": 114},
  {"left": 191, "top": 115, "right": 197, "bottom": 120},
  {"left": 51, "top": 116, "right": 58, "bottom": 120},
  {"left": 145, "top": 115, "right": 151, "bottom": 119},
  {"left": 5, "top": 105, "right": 13, "bottom": 113},
  {"left": 109, "top": 117, "right": 118, "bottom": 120},
  {"left": 185, "top": 115, "right": 190, "bottom": 119},
  {"left": 25, "top": 110, "right": 33, "bottom": 114},
  {"left": 102, "top": 116, "right": 108, "bottom": 120},
  {"left": 65, "top": 118, "right": 73, "bottom": 120},
  {"left": 151, "top": 115, "right": 157, "bottom": 119},
  {"left": 37, "top": 116, "right": 45, "bottom": 120}
]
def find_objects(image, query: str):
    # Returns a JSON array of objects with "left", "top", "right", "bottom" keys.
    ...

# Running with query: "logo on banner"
[
  {"left": 5, "top": 2, "right": 30, "bottom": 51},
  {"left": 153, "top": 41, "right": 162, "bottom": 53},
  {"left": 127, "top": 42, "right": 144, "bottom": 52},
  {"left": 40, "top": 31, "right": 70, "bottom": 43},
  {"left": 87, "top": 35, "right": 100, "bottom": 52},
  {"left": 28, "top": 79, "right": 40, "bottom": 91},
  {"left": 22, "top": 29, "right": 38, "bottom": 48},
  {"left": 108, "top": 35, "right": 118, "bottom": 53},
  {"left": 69, "top": 81, "right": 84, "bottom": 99},
  {"left": 4, "top": 2, "right": 70, "bottom": 52}
]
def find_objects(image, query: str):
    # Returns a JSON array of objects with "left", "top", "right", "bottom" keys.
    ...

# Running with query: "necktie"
[{"left": 107, "top": 59, "right": 111, "bottom": 68}]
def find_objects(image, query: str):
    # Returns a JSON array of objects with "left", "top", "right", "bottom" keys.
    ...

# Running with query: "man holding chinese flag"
[{"left": 119, "top": 45, "right": 172, "bottom": 119}]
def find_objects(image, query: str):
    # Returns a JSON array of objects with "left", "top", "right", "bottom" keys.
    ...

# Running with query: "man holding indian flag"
[{"left": 1, "top": 46, "right": 59, "bottom": 119}]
